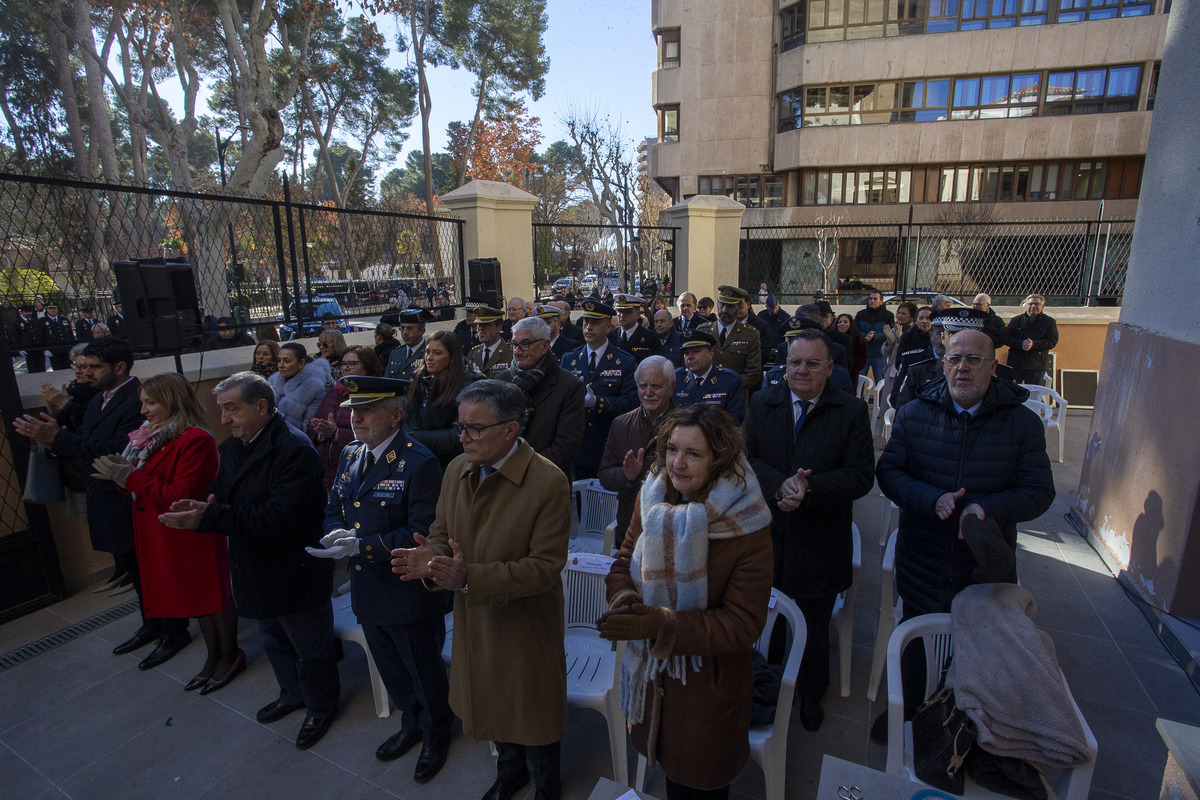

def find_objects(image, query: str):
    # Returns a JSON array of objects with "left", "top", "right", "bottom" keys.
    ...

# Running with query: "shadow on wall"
[{"left": 1127, "top": 491, "right": 1171, "bottom": 603}]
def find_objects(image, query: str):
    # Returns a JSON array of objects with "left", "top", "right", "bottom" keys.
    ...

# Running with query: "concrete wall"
[
  {"left": 1074, "top": 0, "right": 1200, "bottom": 616},
  {"left": 441, "top": 180, "right": 538, "bottom": 304}
]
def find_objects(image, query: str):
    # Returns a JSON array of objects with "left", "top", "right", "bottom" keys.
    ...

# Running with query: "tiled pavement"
[{"left": 1, "top": 406, "right": 1195, "bottom": 800}]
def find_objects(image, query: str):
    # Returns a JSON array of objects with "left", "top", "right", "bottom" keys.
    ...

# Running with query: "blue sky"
[{"left": 384, "top": 0, "right": 658, "bottom": 162}]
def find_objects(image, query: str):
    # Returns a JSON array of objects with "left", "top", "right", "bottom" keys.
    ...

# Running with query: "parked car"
[
  {"left": 277, "top": 295, "right": 349, "bottom": 339},
  {"left": 579, "top": 273, "right": 599, "bottom": 293}
]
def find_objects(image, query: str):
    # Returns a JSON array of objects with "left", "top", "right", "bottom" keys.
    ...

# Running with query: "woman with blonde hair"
[
  {"left": 316, "top": 329, "right": 348, "bottom": 379},
  {"left": 602, "top": 405, "right": 773, "bottom": 800},
  {"left": 92, "top": 372, "right": 241, "bottom": 694}
]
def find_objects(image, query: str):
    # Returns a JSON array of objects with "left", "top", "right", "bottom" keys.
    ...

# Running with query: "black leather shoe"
[
  {"left": 799, "top": 698, "right": 825, "bottom": 732},
  {"left": 256, "top": 699, "right": 306, "bottom": 724},
  {"left": 137, "top": 632, "right": 191, "bottom": 670},
  {"left": 295, "top": 715, "right": 334, "bottom": 750},
  {"left": 113, "top": 625, "right": 158, "bottom": 655},
  {"left": 480, "top": 770, "right": 530, "bottom": 800},
  {"left": 376, "top": 730, "right": 423, "bottom": 762},
  {"left": 869, "top": 710, "right": 888, "bottom": 744},
  {"left": 414, "top": 737, "right": 449, "bottom": 784}
]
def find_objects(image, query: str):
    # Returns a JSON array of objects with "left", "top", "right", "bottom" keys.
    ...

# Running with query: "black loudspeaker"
[
  {"left": 112, "top": 258, "right": 203, "bottom": 353},
  {"left": 468, "top": 257, "right": 503, "bottom": 309}
]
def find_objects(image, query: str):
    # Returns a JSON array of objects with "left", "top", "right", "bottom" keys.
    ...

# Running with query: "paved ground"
[{"left": 1, "top": 406, "right": 1194, "bottom": 800}]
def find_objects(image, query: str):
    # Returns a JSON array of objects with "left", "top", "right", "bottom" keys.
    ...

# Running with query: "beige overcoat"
[{"left": 425, "top": 439, "right": 570, "bottom": 745}]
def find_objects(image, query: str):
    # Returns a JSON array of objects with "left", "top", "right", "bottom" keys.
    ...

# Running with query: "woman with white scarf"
[
  {"left": 92, "top": 372, "right": 242, "bottom": 694},
  {"left": 602, "top": 404, "right": 774, "bottom": 800}
]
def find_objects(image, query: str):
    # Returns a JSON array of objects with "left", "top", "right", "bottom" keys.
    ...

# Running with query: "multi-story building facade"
[{"left": 647, "top": 0, "right": 1168, "bottom": 301}]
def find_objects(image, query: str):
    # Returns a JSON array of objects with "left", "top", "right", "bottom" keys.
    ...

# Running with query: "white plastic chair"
[
  {"left": 867, "top": 528, "right": 901, "bottom": 702},
  {"left": 563, "top": 554, "right": 629, "bottom": 785},
  {"left": 885, "top": 614, "right": 1098, "bottom": 800},
  {"left": 831, "top": 523, "right": 862, "bottom": 697},
  {"left": 570, "top": 479, "right": 619, "bottom": 553},
  {"left": 1021, "top": 384, "right": 1069, "bottom": 463},
  {"left": 871, "top": 386, "right": 892, "bottom": 434},
  {"left": 636, "top": 589, "right": 807, "bottom": 800},
  {"left": 330, "top": 592, "right": 392, "bottom": 719},
  {"left": 883, "top": 407, "right": 895, "bottom": 443},
  {"left": 857, "top": 373, "right": 874, "bottom": 404}
]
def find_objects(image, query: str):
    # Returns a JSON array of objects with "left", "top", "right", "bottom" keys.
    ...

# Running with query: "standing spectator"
[
  {"left": 396, "top": 286, "right": 410, "bottom": 312},
  {"left": 551, "top": 301, "right": 583, "bottom": 341},
  {"left": 316, "top": 329, "right": 347, "bottom": 380},
  {"left": 0, "top": 296, "right": 18, "bottom": 342},
  {"left": 537, "top": 305, "right": 579, "bottom": 359},
  {"left": 203, "top": 318, "right": 255, "bottom": 351},
  {"left": 699, "top": 285, "right": 762, "bottom": 395},
  {"left": 502, "top": 296, "right": 528, "bottom": 341},
  {"left": 744, "top": 329, "right": 875, "bottom": 732},
  {"left": 251, "top": 340, "right": 280, "bottom": 378},
  {"left": 972, "top": 292, "right": 1005, "bottom": 346},
  {"left": 385, "top": 309, "right": 428, "bottom": 380},
  {"left": 269, "top": 342, "right": 331, "bottom": 431},
  {"left": 502, "top": 317, "right": 585, "bottom": 479},
  {"left": 16, "top": 305, "right": 41, "bottom": 373},
  {"left": 75, "top": 307, "right": 101, "bottom": 341},
  {"left": 405, "top": 331, "right": 477, "bottom": 470},
  {"left": 374, "top": 323, "right": 401, "bottom": 364},
  {"left": 39, "top": 344, "right": 96, "bottom": 519},
  {"left": 455, "top": 305, "right": 480, "bottom": 352},
  {"left": 609, "top": 294, "right": 661, "bottom": 363},
  {"left": 381, "top": 297, "right": 402, "bottom": 326},
  {"left": 757, "top": 292, "right": 790, "bottom": 354},
  {"left": 391, "top": 380, "right": 571, "bottom": 800},
  {"left": 561, "top": 300, "right": 638, "bottom": 480},
  {"left": 107, "top": 302, "right": 126, "bottom": 340},
  {"left": 887, "top": 306, "right": 935, "bottom": 408},
  {"left": 673, "top": 329, "right": 746, "bottom": 423},
  {"left": 309, "top": 377, "right": 451, "bottom": 783},
  {"left": 674, "top": 292, "right": 703, "bottom": 332},
  {"left": 319, "top": 312, "right": 340, "bottom": 332},
  {"left": 160, "top": 372, "right": 340, "bottom": 750},
  {"left": 653, "top": 309, "right": 683, "bottom": 367},
  {"left": 91, "top": 373, "right": 241, "bottom": 695},
  {"left": 598, "top": 355, "right": 676, "bottom": 548},
  {"left": 37, "top": 302, "right": 74, "bottom": 370},
  {"left": 874, "top": 329, "right": 1054, "bottom": 739},
  {"left": 836, "top": 313, "right": 867, "bottom": 387},
  {"left": 256, "top": 325, "right": 280, "bottom": 343},
  {"left": 601, "top": 404, "right": 773, "bottom": 800},
  {"left": 309, "top": 345, "right": 382, "bottom": 491},
  {"left": 1002, "top": 293, "right": 1059, "bottom": 385},
  {"left": 91, "top": 323, "right": 111, "bottom": 339},
  {"left": 758, "top": 281, "right": 770, "bottom": 305},
  {"left": 696, "top": 297, "right": 717, "bottom": 323},
  {"left": 736, "top": 298, "right": 770, "bottom": 361},
  {"left": 854, "top": 290, "right": 894, "bottom": 389},
  {"left": 466, "top": 306, "right": 513, "bottom": 379}
]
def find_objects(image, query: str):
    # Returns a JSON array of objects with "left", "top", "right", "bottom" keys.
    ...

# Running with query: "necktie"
[
  {"left": 482, "top": 347, "right": 490, "bottom": 365},
  {"left": 589, "top": 351, "right": 597, "bottom": 374},
  {"left": 794, "top": 400, "right": 808, "bottom": 436},
  {"left": 480, "top": 465, "right": 493, "bottom": 480},
  {"left": 719, "top": 327, "right": 727, "bottom": 347},
  {"left": 362, "top": 451, "right": 376, "bottom": 480},
  {"left": 960, "top": 410, "right": 971, "bottom": 424}
]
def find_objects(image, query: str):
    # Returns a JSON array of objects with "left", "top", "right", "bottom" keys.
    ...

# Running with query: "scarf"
[
  {"left": 122, "top": 419, "right": 184, "bottom": 470},
  {"left": 619, "top": 458, "right": 771, "bottom": 726}
]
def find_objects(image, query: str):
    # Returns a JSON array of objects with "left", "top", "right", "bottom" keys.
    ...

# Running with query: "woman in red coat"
[{"left": 92, "top": 372, "right": 240, "bottom": 694}]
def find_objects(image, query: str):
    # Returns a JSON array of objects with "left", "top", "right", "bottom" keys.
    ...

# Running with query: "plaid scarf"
[
  {"left": 620, "top": 458, "right": 771, "bottom": 725},
  {"left": 122, "top": 420, "right": 184, "bottom": 470}
]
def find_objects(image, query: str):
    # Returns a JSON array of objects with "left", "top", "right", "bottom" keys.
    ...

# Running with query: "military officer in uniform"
[
  {"left": 700, "top": 285, "right": 762, "bottom": 395},
  {"left": 385, "top": 310, "right": 428, "bottom": 380},
  {"left": 607, "top": 294, "right": 659, "bottom": 363},
  {"left": 37, "top": 302, "right": 75, "bottom": 370},
  {"left": 308, "top": 375, "right": 452, "bottom": 783},
  {"left": 466, "top": 306, "right": 513, "bottom": 379},
  {"left": 561, "top": 300, "right": 638, "bottom": 480},
  {"left": 672, "top": 329, "right": 746, "bottom": 423},
  {"left": 537, "top": 305, "right": 580, "bottom": 359}
]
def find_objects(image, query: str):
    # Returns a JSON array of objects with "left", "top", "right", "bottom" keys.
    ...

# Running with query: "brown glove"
[{"left": 598, "top": 603, "right": 664, "bottom": 642}]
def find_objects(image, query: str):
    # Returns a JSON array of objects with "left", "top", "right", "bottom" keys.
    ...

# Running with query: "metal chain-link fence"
[
  {"left": 532, "top": 223, "right": 677, "bottom": 299},
  {"left": 742, "top": 214, "right": 1134, "bottom": 307}
]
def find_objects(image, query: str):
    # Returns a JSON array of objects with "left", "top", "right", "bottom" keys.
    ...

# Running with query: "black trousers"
[
  {"left": 796, "top": 593, "right": 839, "bottom": 703},
  {"left": 496, "top": 740, "right": 561, "bottom": 798},
  {"left": 362, "top": 615, "right": 452, "bottom": 741},
  {"left": 257, "top": 601, "right": 341, "bottom": 718}
]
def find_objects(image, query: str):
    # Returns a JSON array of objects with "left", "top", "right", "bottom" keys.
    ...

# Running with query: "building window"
[
  {"left": 798, "top": 157, "right": 1143, "bottom": 205},
  {"left": 658, "top": 106, "right": 679, "bottom": 142},
  {"left": 781, "top": 3, "right": 806, "bottom": 50},
  {"left": 784, "top": 64, "right": 1143, "bottom": 128},
  {"left": 1057, "top": 0, "right": 1153, "bottom": 21},
  {"left": 699, "top": 175, "right": 787, "bottom": 208},
  {"left": 1146, "top": 61, "right": 1160, "bottom": 110},
  {"left": 658, "top": 29, "right": 680, "bottom": 69}
]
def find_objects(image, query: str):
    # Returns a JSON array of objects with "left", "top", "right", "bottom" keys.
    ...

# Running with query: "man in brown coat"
[
  {"left": 392, "top": 380, "right": 570, "bottom": 800},
  {"left": 501, "top": 317, "right": 585, "bottom": 479}
]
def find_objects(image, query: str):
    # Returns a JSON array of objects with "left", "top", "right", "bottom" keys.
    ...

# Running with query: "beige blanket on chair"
[{"left": 946, "top": 583, "right": 1092, "bottom": 769}]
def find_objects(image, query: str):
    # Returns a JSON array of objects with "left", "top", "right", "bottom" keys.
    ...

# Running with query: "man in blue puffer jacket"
[{"left": 874, "top": 327, "right": 1054, "bottom": 735}]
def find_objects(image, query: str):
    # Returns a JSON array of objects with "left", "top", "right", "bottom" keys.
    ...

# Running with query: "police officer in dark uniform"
[
  {"left": 672, "top": 329, "right": 746, "bottom": 423},
  {"left": 561, "top": 300, "right": 638, "bottom": 480},
  {"left": 893, "top": 308, "right": 1018, "bottom": 410},
  {"left": 308, "top": 376, "right": 452, "bottom": 783},
  {"left": 607, "top": 293, "right": 660, "bottom": 363},
  {"left": 15, "top": 305, "right": 42, "bottom": 372},
  {"left": 38, "top": 302, "right": 74, "bottom": 370}
]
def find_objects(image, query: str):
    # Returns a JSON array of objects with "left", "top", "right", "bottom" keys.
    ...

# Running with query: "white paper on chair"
[
  {"left": 568, "top": 553, "right": 615, "bottom": 574},
  {"left": 613, "top": 790, "right": 643, "bottom": 800}
]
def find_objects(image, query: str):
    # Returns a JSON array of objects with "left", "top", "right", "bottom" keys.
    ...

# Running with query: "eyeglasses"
[
  {"left": 511, "top": 338, "right": 545, "bottom": 351},
  {"left": 340, "top": 358, "right": 361, "bottom": 367},
  {"left": 452, "top": 420, "right": 506, "bottom": 441},
  {"left": 786, "top": 358, "right": 830, "bottom": 371},
  {"left": 318, "top": 341, "right": 331, "bottom": 348},
  {"left": 944, "top": 354, "right": 994, "bottom": 368}
]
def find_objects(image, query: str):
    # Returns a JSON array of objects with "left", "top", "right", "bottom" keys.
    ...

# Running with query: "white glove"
[
  {"left": 306, "top": 536, "right": 360, "bottom": 559},
  {"left": 320, "top": 527, "right": 354, "bottom": 547},
  {"left": 584, "top": 385, "right": 597, "bottom": 409}
]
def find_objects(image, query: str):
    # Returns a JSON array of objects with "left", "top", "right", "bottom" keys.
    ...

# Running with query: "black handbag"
[
  {"left": 911, "top": 659, "right": 977, "bottom": 795},
  {"left": 22, "top": 445, "right": 65, "bottom": 505}
]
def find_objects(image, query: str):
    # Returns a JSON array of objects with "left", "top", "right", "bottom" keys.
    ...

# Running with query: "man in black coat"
[
  {"left": 14, "top": 337, "right": 191, "bottom": 667},
  {"left": 875, "top": 329, "right": 1054, "bottom": 732},
  {"left": 1001, "top": 293, "right": 1059, "bottom": 385},
  {"left": 608, "top": 294, "right": 660, "bottom": 363},
  {"left": 37, "top": 302, "right": 74, "bottom": 370},
  {"left": 74, "top": 307, "right": 101, "bottom": 341},
  {"left": 15, "top": 305, "right": 42, "bottom": 372},
  {"left": 160, "top": 371, "right": 339, "bottom": 751},
  {"left": 744, "top": 329, "right": 875, "bottom": 733},
  {"left": 310, "top": 376, "right": 451, "bottom": 781},
  {"left": 107, "top": 302, "right": 127, "bottom": 341},
  {"left": 971, "top": 293, "right": 1005, "bottom": 346}
]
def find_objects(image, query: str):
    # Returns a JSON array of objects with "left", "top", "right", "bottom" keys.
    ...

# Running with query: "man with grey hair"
[
  {"left": 931, "top": 294, "right": 956, "bottom": 310},
  {"left": 550, "top": 300, "right": 583, "bottom": 342},
  {"left": 502, "top": 296, "right": 527, "bottom": 341},
  {"left": 972, "top": 292, "right": 1005, "bottom": 345},
  {"left": 502, "top": 316, "right": 585, "bottom": 479},
  {"left": 391, "top": 379, "right": 570, "bottom": 800},
  {"left": 599, "top": 355, "right": 676, "bottom": 548},
  {"left": 674, "top": 291, "right": 702, "bottom": 332},
  {"left": 160, "top": 371, "right": 340, "bottom": 750},
  {"left": 1002, "top": 294, "right": 1058, "bottom": 385}
]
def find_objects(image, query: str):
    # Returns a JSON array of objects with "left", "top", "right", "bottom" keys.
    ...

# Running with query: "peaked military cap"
[
  {"left": 612, "top": 293, "right": 642, "bottom": 311},
  {"left": 471, "top": 305, "right": 504, "bottom": 324},
  {"left": 680, "top": 328, "right": 718, "bottom": 349},
  {"left": 398, "top": 309, "right": 427, "bottom": 325},
  {"left": 578, "top": 299, "right": 616, "bottom": 320},
  {"left": 716, "top": 285, "right": 753, "bottom": 305},
  {"left": 339, "top": 375, "right": 411, "bottom": 407},
  {"left": 535, "top": 304, "right": 563, "bottom": 320},
  {"left": 783, "top": 316, "right": 824, "bottom": 339}
]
